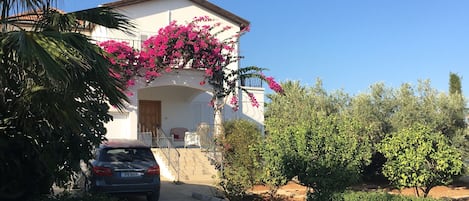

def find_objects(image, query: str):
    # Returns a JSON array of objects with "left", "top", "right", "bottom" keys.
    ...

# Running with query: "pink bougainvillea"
[
  {"left": 248, "top": 93, "right": 259, "bottom": 108},
  {"left": 139, "top": 16, "right": 241, "bottom": 83},
  {"left": 99, "top": 16, "right": 283, "bottom": 110},
  {"left": 98, "top": 40, "right": 140, "bottom": 89},
  {"left": 265, "top": 76, "right": 284, "bottom": 94},
  {"left": 230, "top": 95, "right": 239, "bottom": 111}
]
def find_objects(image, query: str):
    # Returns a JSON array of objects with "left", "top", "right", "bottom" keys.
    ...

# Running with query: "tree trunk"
[
  {"left": 423, "top": 185, "right": 433, "bottom": 198},
  {"left": 213, "top": 96, "right": 224, "bottom": 137},
  {"left": 415, "top": 186, "right": 420, "bottom": 197},
  {"left": 212, "top": 96, "right": 225, "bottom": 175}
]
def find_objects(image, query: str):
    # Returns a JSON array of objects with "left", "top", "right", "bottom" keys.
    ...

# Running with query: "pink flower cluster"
[
  {"left": 230, "top": 95, "right": 239, "bottom": 111},
  {"left": 139, "top": 16, "right": 242, "bottom": 82},
  {"left": 264, "top": 76, "right": 284, "bottom": 94},
  {"left": 98, "top": 40, "right": 140, "bottom": 89},
  {"left": 248, "top": 93, "right": 259, "bottom": 108},
  {"left": 227, "top": 92, "right": 259, "bottom": 111},
  {"left": 98, "top": 16, "right": 283, "bottom": 110}
]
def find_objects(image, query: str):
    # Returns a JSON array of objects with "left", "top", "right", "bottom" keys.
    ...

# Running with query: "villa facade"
[{"left": 89, "top": 0, "right": 265, "bottom": 144}]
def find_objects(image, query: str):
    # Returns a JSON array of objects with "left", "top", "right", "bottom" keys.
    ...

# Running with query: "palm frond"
[
  {"left": 1, "top": 0, "right": 45, "bottom": 32},
  {"left": 227, "top": 65, "right": 268, "bottom": 81},
  {"left": 237, "top": 66, "right": 267, "bottom": 74},
  {"left": 2, "top": 30, "right": 128, "bottom": 109},
  {"left": 2, "top": 30, "right": 95, "bottom": 83},
  {"left": 1, "top": 0, "right": 44, "bottom": 18},
  {"left": 35, "top": 9, "right": 78, "bottom": 32},
  {"left": 59, "top": 32, "right": 129, "bottom": 109},
  {"left": 71, "top": 6, "right": 135, "bottom": 36}
]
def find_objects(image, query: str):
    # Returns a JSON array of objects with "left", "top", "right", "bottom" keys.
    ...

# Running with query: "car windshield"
[{"left": 101, "top": 148, "right": 154, "bottom": 162}]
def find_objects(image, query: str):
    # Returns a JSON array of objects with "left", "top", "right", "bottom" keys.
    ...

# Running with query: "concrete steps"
[{"left": 152, "top": 148, "right": 219, "bottom": 185}]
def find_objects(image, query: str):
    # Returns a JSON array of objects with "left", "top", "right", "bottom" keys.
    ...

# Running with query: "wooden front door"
[{"left": 138, "top": 100, "right": 161, "bottom": 138}]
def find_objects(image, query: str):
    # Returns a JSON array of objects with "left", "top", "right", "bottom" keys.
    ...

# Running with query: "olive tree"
[
  {"left": 379, "top": 123, "right": 463, "bottom": 198},
  {"left": 264, "top": 80, "right": 372, "bottom": 200},
  {"left": 391, "top": 80, "right": 466, "bottom": 140},
  {"left": 347, "top": 83, "right": 397, "bottom": 181}
]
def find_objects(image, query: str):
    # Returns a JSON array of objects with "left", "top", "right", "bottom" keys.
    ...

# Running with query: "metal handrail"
[
  {"left": 155, "top": 128, "right": 180, "bottom": 182},
  {"left": 196, "top": 123, "right": 224, "bottom": 172}
]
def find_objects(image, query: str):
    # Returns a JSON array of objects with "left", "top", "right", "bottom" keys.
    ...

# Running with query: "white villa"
[{"left": 89, "top": 0, "right": 265, "bottom": 146}]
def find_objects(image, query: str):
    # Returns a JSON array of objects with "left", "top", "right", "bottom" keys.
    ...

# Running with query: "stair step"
[{"left": 152, "top": 148, "right": 219, "bottom": 184}]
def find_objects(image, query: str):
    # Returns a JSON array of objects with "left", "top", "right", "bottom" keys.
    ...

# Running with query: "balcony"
[
  {"left": 241, "top": 77, "right": 263, "bottom": 88},
  {"left": 93, "top": 36, "right": 264, "bottom": 88}
]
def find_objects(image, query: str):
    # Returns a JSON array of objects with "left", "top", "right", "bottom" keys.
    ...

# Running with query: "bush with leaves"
[
  {"left": 219, "top": 119, "right": 263, "bottom": 200},
  {"left": 379, "top": 124, "right": 463, "bottom": 198},
  {"left": 264, "top": 80, "right": 372, "bottom": 201},
  {"left": 347, "top": 80, "right": 468, "bottom": 181},
  {"left": 331, "top": 191, "right": 445, "bottom": 201}
]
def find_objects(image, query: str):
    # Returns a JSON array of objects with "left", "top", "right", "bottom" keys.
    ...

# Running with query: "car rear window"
[{"left": 100, "top": 148, "right": 155, "bottom": 162}]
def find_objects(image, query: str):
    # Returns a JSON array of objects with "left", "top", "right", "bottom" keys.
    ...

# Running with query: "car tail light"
[
  {"left": 93, "top": 166, "right": 113, "bottom": 176},
  {"left": 147, "top": 165, "right": 160, "bottom": 175}
]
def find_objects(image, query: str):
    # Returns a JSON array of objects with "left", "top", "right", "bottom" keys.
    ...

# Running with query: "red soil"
[{"left": 248, "top": 182, "right": 469, "bottom": 201}]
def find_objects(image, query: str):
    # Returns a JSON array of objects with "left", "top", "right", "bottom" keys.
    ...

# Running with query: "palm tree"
[{"left": 0, "top": 1, "right": 134, "bottom": 199}]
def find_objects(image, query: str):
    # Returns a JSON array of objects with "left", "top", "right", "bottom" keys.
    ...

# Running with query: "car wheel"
[{"left": 147, "top": 190, "right": 160, "bottom": 201}]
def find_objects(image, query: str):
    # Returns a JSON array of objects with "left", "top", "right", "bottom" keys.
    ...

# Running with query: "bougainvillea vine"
[{"left": 99, "top": 16, "right": 283, "bottom": 110}]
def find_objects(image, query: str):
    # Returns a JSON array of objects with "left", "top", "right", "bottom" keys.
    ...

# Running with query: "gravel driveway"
[
  {"left": 54, "top": 178, "right": 222, "bottom": 201},
  {"left": 123, "top": 180, "right": 222, "bottom": 201}
]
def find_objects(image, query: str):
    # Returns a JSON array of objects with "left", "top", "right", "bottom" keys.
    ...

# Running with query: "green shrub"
[
  {"left": 219, "top": 119, "right": 263, "bottom": 200},
  {"left": 379, "top": 124, "right": 463, "bottom": 198},
  {"left": 264, "top": 81, "right": 375, "bottom": 201},
  {"left": 332, "top": 191, "right": 447, "bottom": 201}
]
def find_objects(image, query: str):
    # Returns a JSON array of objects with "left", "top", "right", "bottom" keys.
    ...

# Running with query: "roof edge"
[
  {"left": 102, "top": 0, "right": 250, "bottom": 29},
  {"left": 190, "top": 0, "right": 249, "bottom": 29}
]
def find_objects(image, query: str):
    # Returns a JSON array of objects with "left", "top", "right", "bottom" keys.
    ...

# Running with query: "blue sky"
[{"left": 62, "top": 0, "right": 469, "bottom": 97}]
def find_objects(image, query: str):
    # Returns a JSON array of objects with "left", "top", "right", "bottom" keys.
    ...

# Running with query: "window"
[{"left": 100, "top": 148, "right": 155, "bottom": 162}]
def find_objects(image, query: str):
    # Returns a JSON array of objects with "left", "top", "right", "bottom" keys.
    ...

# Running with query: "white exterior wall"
[
  {"left": 94, "top": 0, "right": 264, "bottom": 139},
  {"left": 240, "top": 87, "right": 265, "bottom": 131},
  {"left": 105, "top": 111, "right": 131, "bottom": 139}
]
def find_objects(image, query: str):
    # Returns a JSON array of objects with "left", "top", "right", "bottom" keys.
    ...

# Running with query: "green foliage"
[
  {"left": 0, "top": 2, "right": 131, "bottom": 200},
  {"left": 379, "top": 124, "right": 463, "bottom": 197},
  {"left": 452, "top": 129, "right": 469, "bottom": 161},
  {"left": 332, "top": 191, "right": 445, "bottom": 201},
  {"left": 264, "top": 80, "right": 373, "bottom": 201},
  {"left": 263, "top": 81, "right": 310, "bottom": 189},
  {"left": 347, "top": 83, "right": 396, "bottom": 149},
  {"left": 447, "top": 73, "right": 468, "bottom": 158},
  {"left": 220, "top": 119, "right": 263, "bottom": 200},
  {"left": 347, "top": 83, "right": 396, "bottom": 181},
  {"left": 348, "top": 80, "right": 466, "bottom": 147},
  {"left": 390, "top": 81, "right": 466, "bottom": 140},
  {"left": 350, "top": 81, "right": 468, "bottom": 180},
  {"left": 449, "top": 72, "right": 462, "bottom": 95},
  {"left": 262, "top": 79, "right": 466, "bottom": 199}
]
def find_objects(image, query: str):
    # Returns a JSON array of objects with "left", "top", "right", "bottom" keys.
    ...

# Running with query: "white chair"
[
  {"left": 170, "top": 127, "right": 188, "bottom": 147},
  {"left": 184, "top": 131, "right": 200, "bottom": 148}
]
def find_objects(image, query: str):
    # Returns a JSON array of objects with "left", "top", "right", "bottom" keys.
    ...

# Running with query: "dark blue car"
[{"left": 83, "top": 139, "right": 160, "bottom": 201}]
